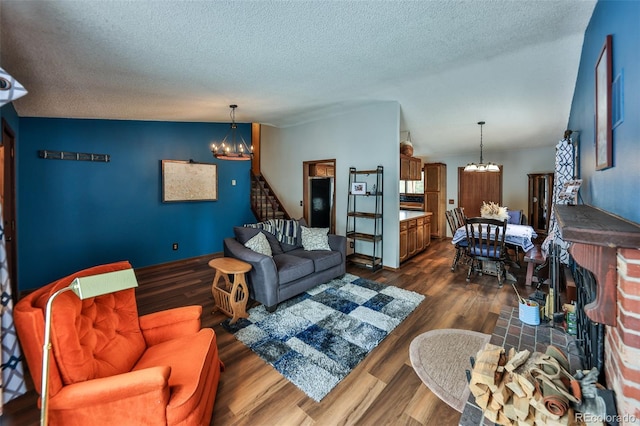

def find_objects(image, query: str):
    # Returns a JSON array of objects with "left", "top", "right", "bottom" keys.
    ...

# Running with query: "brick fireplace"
[
  {"left": 606, "top": 248, "right": 640, "bottom": 419},
  {"left": 556, "top": 205, "right": 640, "bottom": 423}
]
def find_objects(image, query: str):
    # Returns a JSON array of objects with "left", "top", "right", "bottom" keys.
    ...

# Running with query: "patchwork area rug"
[
  {"left": 223, "top": 273, "right": 425, "bottom": 401},
  {"left": 409, "top": 329, "right": 491, "bottom": 413}
]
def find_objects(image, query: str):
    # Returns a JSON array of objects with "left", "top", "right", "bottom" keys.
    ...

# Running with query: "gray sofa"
[{"left": 223, "top": 222, "right": 346, "bottom": 312}]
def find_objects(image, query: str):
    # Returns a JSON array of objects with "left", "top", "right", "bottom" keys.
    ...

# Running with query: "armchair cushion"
[
  {"left": 133, "top": 328, "right": 218, "bottom": 425},
  {"left": 48, "top": 366, "right": 171, "bottom": 425},
  {"left": 139, "top": 305, "right": 202, "bottom": 346},
  {"left": 30, "top": 261, "right": 146, "bottom": 386}
]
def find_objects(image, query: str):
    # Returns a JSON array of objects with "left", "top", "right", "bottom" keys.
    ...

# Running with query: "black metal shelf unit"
[{"left": 346, "top": 166, "right": 383, "bottom": 271}]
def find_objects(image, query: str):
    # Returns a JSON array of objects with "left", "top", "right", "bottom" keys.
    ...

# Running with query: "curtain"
[
  {"left": 542, "top": 137, "right": 576, "bottom": 264},
  {"left": 0, "top": 202, "right": 27, "bottom": 414}
]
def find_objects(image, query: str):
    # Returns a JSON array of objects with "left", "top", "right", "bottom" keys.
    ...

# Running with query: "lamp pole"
[{"left": 40, "top": 287, "right": 72, "bottom": 426}]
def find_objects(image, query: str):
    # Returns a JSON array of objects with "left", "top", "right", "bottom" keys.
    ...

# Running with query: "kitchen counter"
[
  {"left": 399, "top": 211, "right": 433, "bottom": 262},
  {"left": 399, "top": 210, "right": 433, "bottom": 221}
]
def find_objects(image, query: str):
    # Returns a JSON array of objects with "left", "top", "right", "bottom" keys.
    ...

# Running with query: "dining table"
[{"left": 451, "top": 223, "right": 538, "bottom": 253}]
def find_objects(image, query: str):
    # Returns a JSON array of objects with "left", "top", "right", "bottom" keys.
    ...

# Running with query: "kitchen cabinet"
[
  {"left": 416, "top": 216, "right": 424, "bottom": 253},
  {"left": 425, "top": 162, "right": 447, "bottom": 238},
  {"left": 399, "top": 221, "right": 408, "bottom": 262},
  {"left": 407, "top": 219, "right": 417, "bottom": 257},
  {"left": 310, "top": 163, "right": 335, "bottom": 177},
  {"left": 399, "top": 211, "right": 432, "bottom": 263},
  {"left": 400, "top": 154, "right": 421, "bottom": 181}
]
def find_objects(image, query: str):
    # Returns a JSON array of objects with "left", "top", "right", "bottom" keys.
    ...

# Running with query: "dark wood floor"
[{"left": 3, "top": 238, "right": 530, "bottom": 425}]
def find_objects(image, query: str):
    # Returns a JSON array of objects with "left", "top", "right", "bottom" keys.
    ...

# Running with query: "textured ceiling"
[{"left": 0, "top": 0, "right": 596, "bottom": 156}]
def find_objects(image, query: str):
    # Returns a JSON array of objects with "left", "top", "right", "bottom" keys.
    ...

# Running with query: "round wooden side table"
[{"left": 208, "top": 257, "right": 252, "bottom": 324}]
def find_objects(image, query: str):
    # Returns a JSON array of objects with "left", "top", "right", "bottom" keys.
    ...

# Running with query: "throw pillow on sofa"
[
  {"left": 244, "top": 232, "right": 273, "bottom": 256},
  {"left": 234, "top": 226, "right": 283, "bottom": 255},
  {"left": 301, "top": 226, "right": 331, "bottom": 251},
  {"left": 243, "top": 218, "right": 308, "bottom": 253}
]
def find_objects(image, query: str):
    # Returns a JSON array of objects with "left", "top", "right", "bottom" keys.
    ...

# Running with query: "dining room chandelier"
[
  {"left": 210, "top": 104, "right": 253, "bottom": 161},
  {"left": 464, "top": 121, "right": 500, "bottom": 172}
]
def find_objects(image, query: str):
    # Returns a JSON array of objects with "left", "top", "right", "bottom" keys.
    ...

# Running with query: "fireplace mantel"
[{"left": 555, "top": 204, "right": 640, "bottom": 326}]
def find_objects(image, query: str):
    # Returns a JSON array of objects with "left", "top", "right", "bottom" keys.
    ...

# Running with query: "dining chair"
[
  {"left": 506, "top": 209, "right": 525, "bottom": 265},
  {"left": 464, "top": 217, "right": 508, "bottom": 287},
  {"left": 445, "top": 209, "right": 468, "bottom": 271},
  {"left": 507, "top": 209, "right": 524, "bottom": 225},
  {"left": 454, "top": 207, "right": 466, "bottom": 229}
]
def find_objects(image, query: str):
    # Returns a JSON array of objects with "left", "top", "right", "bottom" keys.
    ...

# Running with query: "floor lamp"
[{"left": 40, "top": 268, "right": 139, "bottom": 426}]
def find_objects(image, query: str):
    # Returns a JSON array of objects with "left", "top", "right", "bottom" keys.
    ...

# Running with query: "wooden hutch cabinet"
[{"left": 528, "top": 172, "right": 554, "bottom": 234}]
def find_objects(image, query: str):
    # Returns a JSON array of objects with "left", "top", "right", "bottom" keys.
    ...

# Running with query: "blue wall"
[
  {"left": 14, "top": 117, "right": 255, "bottom": 290},
  {"left": 568, "top": 0, "right": 640, "bottom": 224}
]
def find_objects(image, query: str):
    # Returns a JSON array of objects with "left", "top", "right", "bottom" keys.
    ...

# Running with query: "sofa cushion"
[
  {"left": 234, "top": 226, "right": 283, "bottom": 255},
  {"left": 244, "top": 232, "right": 273, "bottom": 257},
  {"left": 133, "top": 328, "right": 217, "bottom": 425},
  {"left": 273, "top": 253, "right": 314, "bottom": 284},
  {"left": 287, "top": 248, "right": 343, "bottom": 272},
  {"left": 300, "top": 226, "right": 331, "bottom": 251}
]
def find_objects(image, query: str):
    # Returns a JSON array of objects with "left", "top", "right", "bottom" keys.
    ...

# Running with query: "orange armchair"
[{"left": 14, "top": 261, "right": 223, "bottom": 425}]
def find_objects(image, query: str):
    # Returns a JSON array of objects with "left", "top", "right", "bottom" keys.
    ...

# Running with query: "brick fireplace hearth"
[
  {"left": 555, "top": 205, "right": 640, "bottom": 423},
  {"left": 607, "top": 248, "right": 640, "bottom": 419}
]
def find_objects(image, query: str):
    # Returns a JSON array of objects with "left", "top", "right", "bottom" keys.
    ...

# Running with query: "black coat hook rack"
[{"left": 38, "top": 150, "right": 110, "bottom": 162}]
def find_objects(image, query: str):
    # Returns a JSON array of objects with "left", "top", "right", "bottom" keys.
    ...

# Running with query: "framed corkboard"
[{"left": 162, "top": 160, "right": 218, "bottom": 202}]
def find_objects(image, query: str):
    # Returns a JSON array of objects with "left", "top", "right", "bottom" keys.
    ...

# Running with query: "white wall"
[
  {"left": 423, "top": 144, "right": 556, "bottom": 237},
  {"left": 260, "top": 102, "right": 401, "bottom": 268}
]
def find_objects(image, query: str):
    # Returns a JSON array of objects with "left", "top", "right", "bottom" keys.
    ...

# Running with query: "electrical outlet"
[
  {"left": 300, "top": 200, "right": 303, "bottom": 206},
  {"left": 172, "top": 243, "right": 178, "bottom": 250},
  {"left": 449, "top": 199, "right": 455, "bottom": 204}
]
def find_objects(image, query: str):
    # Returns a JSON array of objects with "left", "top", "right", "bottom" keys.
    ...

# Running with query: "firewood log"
[
  {"left": 512, "top": 394, "right": 530, "bottom": 419},
  {"left": 493, "top": 379, "right": 512, "bottom": 406},
  {"left": 506, "top": 378, "right": 526, "bottom": 398},
  {"left": 506, "top": 350, "right": 531, "bottom": 372},
  {"left": 477, "top": 391, "right": 491, "bottom": 410},
  {"left": 469, "top": 382, "right": 489, "bottom": 398}
]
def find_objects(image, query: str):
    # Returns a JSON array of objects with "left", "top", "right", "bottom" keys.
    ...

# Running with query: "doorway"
[
  {"left": 1, "top": 118, "right": 18, "bottom": 302},
  {"left": 303, "top": 160, "right": 336, "bottom": 234},
  {"left": 310, "top": 178, "right": 333, "bottom": 228}
]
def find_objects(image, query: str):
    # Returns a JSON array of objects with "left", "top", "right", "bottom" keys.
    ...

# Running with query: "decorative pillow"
[
  {"left": 272, "top": 218, "right": 306, "bottom": 252},
  {"left": 244, "top": 232, "right": 273, "bottom": 257},
  {"left": 480, "top": 201, "right": 509, "bottom": 222},
  {"left": 234, "top": 226, "right": 283, "bottom": 254},
  {"left": 300, "top": 226, "right": 331, "bottom": 251}
]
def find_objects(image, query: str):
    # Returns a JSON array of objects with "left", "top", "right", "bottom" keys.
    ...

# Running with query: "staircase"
[{"left": 250, "top": 172, "right": 291, "bottom": 222}]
